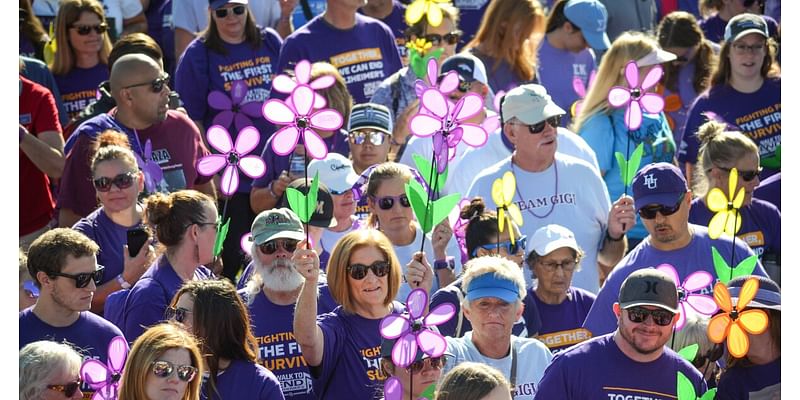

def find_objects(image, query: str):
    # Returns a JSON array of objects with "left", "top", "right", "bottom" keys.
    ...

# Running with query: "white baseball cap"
[
  {"left": 307, "top": 153, "right": 359, "bottom": 194},
  {"left": 530, "top": 224, "right": 580, "bottom": 257}
]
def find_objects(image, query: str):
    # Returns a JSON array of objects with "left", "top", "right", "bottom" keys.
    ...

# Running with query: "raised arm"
[{"left": 293, "top": 245, "right": 325, "bottom": 367}]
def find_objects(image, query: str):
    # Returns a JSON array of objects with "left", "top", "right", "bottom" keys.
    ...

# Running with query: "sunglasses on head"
[
  {"left": 407, "top": 356, "right": 446, "bottom": 374},
  {"left": 165, "top": 306, "right": 192, "bottom": 323},
  {"left": 49, "top": 265, "right": 105, "bottom": 288},
  {"left": 215, "top": 5, "right": 246, "bottom": 18},
  {"left": 511, "top": 115, "right": 562, "bottom": 134},
  {"left": 151, "top": 360, "right": 198, "bottom": 382},
  {"left": 423, "top": 30, "right": 462, "bottom": 46},
  {"left": 71, "top": 23, "right": 107, "bottom": 35},
  {"left": 349, "top": 130, "right": 389, "bottom": 146},
  {"left": 259, "top": 238, "right": 299, "bottom": 255},
  {"left": 471, "top": 235, "right": 527, "bottom": 257},
  {"left": 370, "top": 194, "right": 411, "bottom": 210},
  {"left": 47, "top": 379, "right": 82, "bottom": 397},
  {"left": 124, "top": 74, "right": 170, "bottom": 93},
  {"left": 93, "top": 172, "right": 137, "bottom": 192},
  {"left": 717, "top": 166, "right": 763, "bottom": 182},
  {"left": 347, "top": 260, "right": 390, "bottom": 280},
  {"left": 637, "top": 192, "right": 686, "bottom": 219},
  {"left": 625, "top": 306, "right": 675, "bottom": 326}
]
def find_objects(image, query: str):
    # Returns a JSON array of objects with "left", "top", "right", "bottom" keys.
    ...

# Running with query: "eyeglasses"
[
  {"left": 407, "top": 356, "right": 446, "bottom": 374},
  {"left": 93, "top": 172, "right": 137, "bottom": 192},
  {"left": 509, "top": 115, "right": 562, "bottom": 134},
  {"left": 423, "top": 30, "right": 462, "bottom": 46},
  {"left": 637, "top": 192, "right": 686, "bottom": 220},
  {"left": 165, "top": 306, "right": 193, "bottom": 323},
  {"left": 151, "top": 360, "right": 198, "bottom": 382},
  {"left": 71, "top": 23, "right": 107, "bottom": 35},
  {"left": 370, "top": 194, "right": 411, "bottom": 210},
  {"left": 214, "top": 5, "right": 246, "bottom": 18},
  {"left": 47, "top": 379, "right": 82, "bottom": 397},
  {"left": 124, "top": 74, "right": 170, "bottom": 93},
  {"left": 732, "top": 42, "right": 765, "bottom": 54},
  {"left": 49, "top": 265, "right": 105, "bottom": 289},
  {"left": 471, "top": 236, "right": 527, "bottom": 257},
  {"left": 259, "top": 238, "right": 299, "bottom": 255},
  {"left": 625, "top": 306, "right": 675, "bottom": 326},
  {"left": 538, "top": 258, "right": 578, "bottom": 273},
  {"left": 349, "top": 130, "right": 389, "bottom": 146},
  {"left": 716, "top": 166, "right": 763, "bottom": 182},
  {"left": 347, "top": 260, "right": 391, "bottom": 280}
]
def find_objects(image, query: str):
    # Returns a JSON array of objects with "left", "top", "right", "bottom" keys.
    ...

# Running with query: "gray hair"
[{"left": 20, "top": 341, "right": 83, "bottom": 400}]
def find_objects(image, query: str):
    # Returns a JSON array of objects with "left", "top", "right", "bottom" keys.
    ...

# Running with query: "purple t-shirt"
[
  {"left": 533, "top": 334, "right": 707, "bottom": 399},
  {"left": 700, "top": 14, "right": 779, "bottom": 44},
  {"left": 662, "top": 60, "right": 701, "bottom": 144},
  {"left": 536, "top": 38, "right": 596, "bottom": 128},
  {"left": 72, "top": 207, "right": 144, "bottom": 286},
  {"left": 312, "top": 301, "right": 406, "bottom": 399},
  {"left": 754, "top": 171, "right": 780, "bottom": 210},
  {"left": 582, "top": 224, "right": 767, "bottom": 337},
  {"left": 453, "top": 0, "right": 491, "bottom": 50},
  {"left": 251, "top": 129, "right": 350, "bottom": 188},
  {"left": 679, "top": 78, "right": 781, "bottom": 177},
  {"left": 468, "top": 47, "right": 534, "bottom": 93},
  {"left": 122, "top": 255, "right": 214, "bottom": 342},
  {"left": 54, "top": 63, "right": 108, "bottom": 121},
  {"left": 531, "top": 287, "right": 595, "bottom": 353},
  {"left": 276, "top": 14, "right": 402, "bottom": 104},
  {"left": 716, "top": 357, "right": 780, "bottom": 400},
  {"left": 359, "top": 1, "right": 408, "bottom": 61},
  {"left": 200, "top": 359, "right": 285, "bottom": 400}
]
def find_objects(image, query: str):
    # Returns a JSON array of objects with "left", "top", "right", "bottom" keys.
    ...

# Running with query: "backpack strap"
[
  {"left": 454, "top": 287, "right": 465, "bottom": 338},
  {"left": 299, "top": 0, "right": 313, "bottom": 22}
]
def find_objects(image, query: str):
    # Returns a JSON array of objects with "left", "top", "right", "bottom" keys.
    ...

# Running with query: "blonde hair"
[
  {"left": 50, "top": 0, "right": 112, "bottom": 75},
  {"left": 20, "top": 341, "right": 83, "bottom": 400},
  {"left": 435, "top": 362, "right": 511, "bottom": 400},
  {"left": 311, "top": 62, "right": 353, "bottom": 129},
  {"left": 366, "top": 162, "right": 413, "bottom": 228},
  {"left": 461, "top": 255, "right": 526, "bottom": 308},
  {"left": 693, "top": 120, "right": 759, "bottom": 198}
]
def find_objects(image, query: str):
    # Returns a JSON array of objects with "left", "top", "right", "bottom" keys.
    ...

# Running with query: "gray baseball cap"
[
  {"left": 618, "top": 268, "right": 679, "bottom": 313},
  {"left": 250, "top": 208, "right": 305, "bottom": 245}
]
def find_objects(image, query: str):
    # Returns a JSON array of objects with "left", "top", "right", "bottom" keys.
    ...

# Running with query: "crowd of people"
[{"left": 20, "top": 0, "right": 780, "bottom": 399}]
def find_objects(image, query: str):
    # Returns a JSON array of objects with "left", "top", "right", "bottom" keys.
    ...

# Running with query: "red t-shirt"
[{"left": 19, "top": 75, "right": 62, "bottom": 236}]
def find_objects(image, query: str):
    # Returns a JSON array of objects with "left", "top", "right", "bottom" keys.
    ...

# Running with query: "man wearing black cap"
[{"left": 535, "top": 268, "right": 707, "bottom": 399}]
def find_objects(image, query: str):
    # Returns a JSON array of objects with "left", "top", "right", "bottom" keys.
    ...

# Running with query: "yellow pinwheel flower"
[
  {"left": 405, "top": 38, "right": 433, "bottom": 55},
  {"left": 706, "top": 167, "right": 745, "bottom": 239},
  {"left": 491, "top": 171, "right": 524, "bottom": 245},
  {"left": 405, "top": 0, "right": 450, "bottom": 27}
]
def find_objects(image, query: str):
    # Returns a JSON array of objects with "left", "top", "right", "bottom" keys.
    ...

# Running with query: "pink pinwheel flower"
[
  {"left": 81, "top": 336, "right": 128, "bottom": 400},
  {"left": 656, "top": 264, "right": 718, "bottom": 331},
  {"left": 197, "top": 125, "right": 267, "bottom": 196},
  {"left": 262, "top": 85, "right": 343, "bottom": 160},
  {"left": 571, "top": 71, "right": 596, "bottom": 118},
  {"left": 607, "top": 61, "right": 665, "bottom": 130},
  {"left": 380, "top": 288, "right": 455, "bottom": 368},
  {"left": 481, "top": 89, "right": 506, "bottom": 134},
  {"left": 271, "top": 60, "right": 334, "bottom": 109},
  {"left": 414, "top": 57, "right": 459, "bottom": 98},
  {"left": 134, "top": 139, "right": 163, "bottom": 194},
  {"left": 208, "top": 80, "right": 263, "bottom": 133}
]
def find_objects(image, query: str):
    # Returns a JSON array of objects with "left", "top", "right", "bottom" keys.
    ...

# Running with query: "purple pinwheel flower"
[
  {"left": 379, "top": 288, "right": 455, "bottom": 368},
  {"left": 414, "top": 57, "right": 459, "bottom": 98},
  {"left": 196, "top": 125, "right": 267, "bottom": 196},
  {"left": 262, "top": 84, "right": 343, "bottom": 160},
  {"left": 134, "top": 139, "right": 163, "bottom": 194},
  {"left": 607, "top": 61, "right": 665, "bottom": 130},
  {"left": 271, "top": 59, "right": 334, "bottom": 109},
  {"left": 656, "top": 264, "right": 718, "bottom": 331},
  {"left": 208, "top": 80, "right": 263, "bottom": 133},
  {"left": 81, "top": 336, "right": 128, "bottom": 400}
]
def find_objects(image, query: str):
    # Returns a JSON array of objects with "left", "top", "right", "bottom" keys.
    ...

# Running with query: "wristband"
[
  {"left": 605, "top": 230, "right": 624, "bottom": 242},
  {"left": 116, "top": 274, "right": 132, "bottom": 289},
  {"left": 434, "top": 257, "right": 455, "bottom": 271},
  {"left": 268, "top": 182, "right": 279, "bottom": 199}
]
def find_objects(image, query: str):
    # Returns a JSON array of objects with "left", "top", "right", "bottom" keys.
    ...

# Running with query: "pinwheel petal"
[
  {"left": 240, "top": 101, "right": 263, "bottom": 117},
  {"left": 233, "top": 113, "right": 254, "bottom": 133},
  {"left": 626, "top": 100, "right": 643, "bottom": 130},
  {"left": 240, "top": 232, "right": 253, "bottom": 256},
  {"left": 271, "top": 74, "right": 297, "bottom": 94},
  {"left": 455, "top": 93, "right": 484, "bottom": 121},
  {"left": 207, "top": 90, "right": 232, "bottom": 110},
  {"left": 732, "top": 187, "right": 745, "bottom": 209},
  {"left": 736, "top": 278, "right": 759, "bottom": 310},
  {"left": 426, "top": 3, "right": 443, "bottom": 27},
  {"left": 656, "top": 264, "right": 680, "bottom": 287},
  {"left": 309, "top": 109, "right": 344, "bottom": 131},
  {"left": 641, "top": 65, "right": 664, "bottom": 90},
  {"left": 392, "top": 333, "right": 418, "bottom": 368},
  {"left": 415, "top": 81, "right": 426, "bottom": 98},
  {"left": 501, "top": 172, "right": 516, "bottom": 203},
  {"left": 230, "top": 80, "right": 249, "bottom": 104},
  {"left": 384, "top": 377, "right": 403, "bottom": 400},
  {"left": 508, "top": 204, "right": 523, "bottom": 226},
  {"left": 206, "top": 125, "right": 234, "bottom": 154},
  {"left": 706, "top": 188, "right": 728, "bottom": 212},
  {"left": 380, "top": 314, "right": 411, "bottom": 339},
  {"left": 410, "top": 114, "right": 443, "bottom": 137},
  {"left": 624, "top": 61, "right": 640, "bottom": 88},
  {"left": 239, "top": 156, "right": 267, "bottom": 179},
  {"left": 707, "top": 313, "right": 731, "bottom": 343},
  {"left": 482, "top": 116, "right": 500, "bottom": 134},
  {"left": 439, "top": 71, "right": 459, "bottom": 94},
  {"left": 312, "top": 93, "right": 328, "bottom": 110},
  {"left": 212, "top": 111, "right": 234, "bottom": 133},
  {"left": 406, "top": 0, "right": 426, "bottom": 25},
  {"left": 491, "top": 179, "right": 504, "bottom": 208},
  {"left": 435, "top": 144, "right": 449, "bottom": 174},
  {"left": 291, "top": 85, "right": 315, "bottom": 116},
  {"left": 426, "top": 57, "right": 438, "bottom": 86},
  {"left": 738, "top": 309, "right": 769, "bottom": 334},
  {"left": 573, "top": 75, "right": 586, "bottom": 97},
  {"left": 407, "top": 289, "right": 428, "bottom": 319},
  {"left": 295, "top": 60, "right": 312, "bottom": 84},
  {"left": 683, "top": 271, "right": 713, "bottom": 292},
  {"left": 723, "top": 211, "right": 740, "bottom": 237},
  {"left": 685, "top": 294, "right": 719, "bottom": 315},
  {"left": 220, "top": 165, "right": 240, "bottom": 195},
  {"left": 262, "top": 99, "right": 296, "bottom": 124},
  {"left": 107, "top": 337, "right": 129, "bottom": 372},
  {"left": 713, "top": 282, "right": 732, "bottom": 313},
  {"left": 607, "top": 87, "right": 632, "bottom": 107},
  {"left": 421, "top": 88, "right": 449, "bottom": 118},
  {"left": 674, "top": 303, "right": 687, "bottom": 331},
  {"left": 497, "top": 209, "right": 506, "bottom": 233},
  {"left": 310, "top": 75, "right": 335, "bottom": 90},
  {"left": 80, "top": 359, "right": 110, "bottom": 388},
  {"left": 417, "top": 329, "right": 447, "bottom": 357},
  {"left": 639, "top": 93, "right": 665, "bottom": 114},
  {"left": 727, "top": 322, "right": 749, "bottom": 358},
  {"left": 708, "top": 211, "right": 728, "bottom": 239},
  {"left": 425, "top": 303, "right": 456, "bottom": 326},
  {"left": 302, "top": 129, "right": 329, "bottom": 160},
  {"left": 271, "top": 126, "right": 301, "bottom": 156},
  {"left": 493, "top": 90, "right": 506, "bottom": 112}
]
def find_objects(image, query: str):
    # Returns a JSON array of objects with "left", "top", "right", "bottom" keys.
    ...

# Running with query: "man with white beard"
[{"left": 242, "top": 208, "right": 338, "bottom": 399}]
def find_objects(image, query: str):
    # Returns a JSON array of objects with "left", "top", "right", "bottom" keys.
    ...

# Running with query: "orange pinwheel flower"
[{"left": 707, "top": 278, "right": 769, "bottom": 358}]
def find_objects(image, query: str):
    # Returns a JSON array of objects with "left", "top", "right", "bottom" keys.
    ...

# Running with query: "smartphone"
[{"left": 127, "top": 227, "right": 149, "bottom": 258}]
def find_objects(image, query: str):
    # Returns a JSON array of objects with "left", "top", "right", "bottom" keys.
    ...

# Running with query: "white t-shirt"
[
  {"left": 172, "top": 0, "right": 281, "bottom": 34},
  {"left": 392, "top": 224, "right": 463, "bottom": 301},
  {"left": 33, "top": 0, "right": 142, "bottom": 38},
  {"left": 445, "top": 332, "right": 553, "bottom": 400}
]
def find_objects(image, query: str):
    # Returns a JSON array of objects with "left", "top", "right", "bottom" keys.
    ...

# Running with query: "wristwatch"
[
  {"left": 434, "top": 257, "right": 455, "bottom": 271},
  {"left": 116, "top": 274, "right": 132, "bottom": 289}
]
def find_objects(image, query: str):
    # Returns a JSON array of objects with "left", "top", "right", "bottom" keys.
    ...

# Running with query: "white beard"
[{"left": 256, "top": 258, "right": 305, "bottom": 293}]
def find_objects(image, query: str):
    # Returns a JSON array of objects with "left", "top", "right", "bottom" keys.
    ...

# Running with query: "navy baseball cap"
[
  {"left": 632, "top": 163, "right": 688, "bottom": 212},
  {"left": 563, "top": 0, "right": 611, "bottom": 51},
  {"left": 209, "top": 0, "right": 247, "bottom": 10},
  {"left": 724, "top": 13, "right": 769, "bottom": 43},
  {"left": 439, "top": 53, "right": 489, "bottom": 85}
]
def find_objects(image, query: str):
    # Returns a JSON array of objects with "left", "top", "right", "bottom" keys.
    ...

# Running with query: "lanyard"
[
  {"left": 509, "top": 340, "right": 519, "bottom": 395},
  {"left": 107, "top": 111, "right": 145, "bottom": 158}
]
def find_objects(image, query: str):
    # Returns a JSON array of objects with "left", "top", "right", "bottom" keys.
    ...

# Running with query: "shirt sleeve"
[
  {"left": 531, "top": 354, "right": 573, "bottom": 399},
  {"left": 33, "top": 86, "right": 61, "bottom": 135},
  {"left": 581, "top": 265, "right": 625, "bottom": 336},
  {"left": 678, "top": 96, "right": 708, "bottom": 164},
  {"left": 122, "top": 281, "right": 169, "bottom": 343},
  {"left": 119, "top": 0, "right": 143, "bottom": 19}
]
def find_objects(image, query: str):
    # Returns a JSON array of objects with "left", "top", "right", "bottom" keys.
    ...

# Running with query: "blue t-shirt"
[
  {"left": 536, "top": 38, "right": 596, "bottom": 128},
  {"left": 54, "top": 63, "right": 108, "bottom": 121},
  {"left": 72, "top": 207, "right": 145, "bottom": 286},
  {"left": 530, "top": 286, "right": 595, "bottom": 353},
  {"left": 716, "top": 357, "right": 780, "bottom": 400},
  {"left": 200, "top": 359, "right": 285, "bottom": 400}
]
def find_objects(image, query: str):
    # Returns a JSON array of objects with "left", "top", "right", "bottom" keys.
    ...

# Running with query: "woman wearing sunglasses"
[
  {"left": 72, "top": 130, "right": 155, "bottom": 314},
  {"left": 378, "top": 331, "right": 448, "bottom": 399},
  {"left": 293, "top": 229, "right": 406, "bottom": 399},
  {"left": 168, "top": 280, "right": 284, "bottom": 399},
  {"left": 20, "top": 340, "right": 84, "bottom": 400},
  {"left": 573, "top": 32, "right": 678, "bottom": 250},
  {"left": 119, "top": 322, "right": 204, "bottom": 400},
  {"left": 50, "top": 0, "right": 113, "bottom": 122}
]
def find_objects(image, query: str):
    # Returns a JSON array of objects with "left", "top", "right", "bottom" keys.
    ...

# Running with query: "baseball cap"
[
  {"left": 530, "top": 224, "right": 581, "bottom": 257},
  {"left": 563, "top": 0, "right": 611, "bottom": 50},
  {"left": 501, "top": 84, "right": 565, "bottom": 125},
  {"left": 632, "top": 162, "right": 688, "bottom": 212},
  {"left": 251, "top": 208, "right": 305, "bottom": 245},
  {"left": 465, "top": 273, "right": 522, "bottom": 303},
  {"left": 278, "top": 179, "right": 337, "bottom": 228},
  {"left": 618, "top": 268, "right": 679, "bottom": 313},
  {"left": 439, "top": 53, "right": 489, "bottom": 86},
  {"left": 348, "top": 103, "right": 393, "bottom": 135},
  {"left": 209, "top": 0, "right": 247, "bottom": 10},
  {"left": 724, "top": 13, "right": 769, "bottom": 43},
  {"left": 727, "top": 275, "right": 781, "bottom": 311},
  {"left": 307, "top": 153, "right": 359, "bottom": 194}
]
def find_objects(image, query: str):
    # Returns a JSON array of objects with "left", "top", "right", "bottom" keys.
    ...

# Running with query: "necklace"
[{"left": 510, "top": 158, "right": 558, "bottom": 219}]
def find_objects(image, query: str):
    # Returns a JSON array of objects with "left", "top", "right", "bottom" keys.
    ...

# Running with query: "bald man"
[{"left": 58, "top": 54, "right": 215, "bottom": 227}]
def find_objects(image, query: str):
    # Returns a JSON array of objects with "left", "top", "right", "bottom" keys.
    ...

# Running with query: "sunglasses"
[
  {"left": 370, "top": 194, "right": 411, "bottom": 210},
  {"left": 49, "top": 265, "right": 105, "bottom": 288},
  {"left": 71, "top": 23, "right": 108, "bottom": 35},
  {"left": 349, "top": 130, "right": 389, "bottom": 146},
  {"left": 151, "top": 360, "right": 198, "bottom": 382},
  {"left": 93, "top": 172, "right": 137, "bottom": 192},
  {"left": 47, "top": 379, "right": 82, "bottom": 397},
  {"left": 717, "top": 166, "right": 763, "bottom": 182},
  {"left": 423, "top": 30, "right": 462, "bottom": 46},
  {"left": 124, "top": 74, "right": 170, "bottom": 93},
  {"left": 625, "top": 306, "right": 675, "bottom": 326},
  {"left": 510, "top": 115, "right": 562, "bottom": 134},
  {"left": 637, "top": 192, "right": 686, "bottom": 220},
  {"left": 214, "top": 5, "right": 246, "bottom": 18},
  {"left": 471, "top": 235, "right": 527, "bottom": 257},
  {"left": 347, "top": 260, "right": 391, "bottom": 280},
  {"left": 259, "top": 238, "right": 299, "bottom": 255},
  {"left": 165, "top": 306, "right": 193, "bottom": 323},
  {"left": 407, "top": 356, "right": 446, "bottom": 374}
]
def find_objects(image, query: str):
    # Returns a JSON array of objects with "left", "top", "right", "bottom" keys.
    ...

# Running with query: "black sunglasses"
[
  {"left": 349, "top": 130, "right": 389, "bottom": 146},
  {"left": 511, "top": 115, "right": 562, "bottom": 134},
  {"left": 151, "top": 360, "right": 198, "bottom": 382},
  {"left": 407, "top": 356, "right": 446, "bottom": 374},
  {"left": 165, "top": 306, "right": 193, "bottom": 323},
  {"left": 71, "top": 23, "right": 108, "bottom": 35},
  {"left": 259, "top": 238, "right": 299, "bottom": 255},
  {"left": 471, "top": 236, "right": 527, "bottom": 257},
  {"left": 124, "top": 74, "right": 170, "bottom": 93},
  {"left": 347, "top": 260, "right": 391, "bottom": 280},
  {"left": 423, "top": 30, "right": 462, "bottom": 46},
  {"left": 49, "top": 265, "right": 105, "bottom": 288},
  {"left": 717, "top": 166, "right": 763, "bottom": 182},
  {"left": 370, "top": 194, "right": 411, "bottom": 210},
  {"left": 93, "top": 172, "right": 137, "bottom": 192},
  {"left": 625, "top": 306, "right": 675, "bottom": 326},
  {"left": 215, "top": 5, "right": 246, "bottom": 18},
  {"left": 47, "top": 379, "right": 82, "bottom": 397},
  {"left": 637, "top": 192, "right": 686, "bottom": 220}
]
